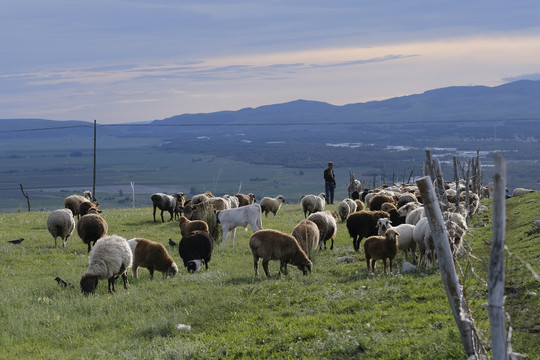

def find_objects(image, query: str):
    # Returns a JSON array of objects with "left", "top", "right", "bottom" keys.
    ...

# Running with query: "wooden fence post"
[
  {"left": 416, "top": 176, "right": 483, "bottom": 358},
  {"left": 489, "top": 153, "right": 508, "bottom": 359},
  {"left": 19, "top": 183, "right": 31, "bottom": 212}
]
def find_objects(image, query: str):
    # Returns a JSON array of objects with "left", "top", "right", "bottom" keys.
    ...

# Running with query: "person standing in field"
[{"left": 324, "top": 162, "right": 336, "bottom": 204}]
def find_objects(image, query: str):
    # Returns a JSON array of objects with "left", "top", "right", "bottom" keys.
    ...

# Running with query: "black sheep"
[
  {"left": 346, "top": 210, "right": 390, "bottom": 252},
  {"left": 179, "top": 230, "right": 214, "bottom": 273}
]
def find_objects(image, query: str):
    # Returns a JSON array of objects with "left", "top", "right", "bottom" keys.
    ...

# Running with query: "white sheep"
[
  {"left": 249, "top": 229, "right": 312, "bottom": 277},
  {"left": 291, "top": 219, "right": 320, "bottom": 259},
  {"left": 127, "top": 238, "right": 178, "bottom": 278},
  {"left": 301, "top": 193, "right": 326, "bottom": 218},
  {"left": 307, "top": 210, "right": 337, "bottom": 250},
  {"left": 412, "top": 217, "right": 433, "bottom": 269},
  {"left": 216, "top": 203, "right": 263, "bottom": 246},
  {"left": 376, "top": 218, "right": 417, "bottom": 263},
  {"left": 47, "top": 208, "right": 76, "bottom": 248},
  {"left": 405, "top": 206, "right": 425, "bottom": 225},
  {"left": 364, "top": 228, "right": 400, "bottom": 274},
  {"left": 259, "top": 195, "right": 285, "bottom": 217},
  {"left": 80, "top": 235, "right": 132, "bottom": 295},
  {"left": 337, "top": 198, "right": 357, "bottom": 223},
  {"left": 512, "top": 187, "right": 535, "bottom": 197}
]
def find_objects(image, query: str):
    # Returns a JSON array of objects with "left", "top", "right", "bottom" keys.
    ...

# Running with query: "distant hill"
[{"left": 0, "top": 80, "right": 538, "bottom": 212}]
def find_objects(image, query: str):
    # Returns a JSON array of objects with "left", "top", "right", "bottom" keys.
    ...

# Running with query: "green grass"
[{"left": 0, "top": 193, "right": 539, "bottom": 359}]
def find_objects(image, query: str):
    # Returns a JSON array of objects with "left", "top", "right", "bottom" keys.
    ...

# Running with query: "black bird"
[
  {"left": 55, "top": 276, "right": 74, "bottom": 288},
  {"left": 168, "top": 238, "right": 177, "bottom": 246},
  {"left": 8, "top": 237, "right": 24, "bottom": 244}
]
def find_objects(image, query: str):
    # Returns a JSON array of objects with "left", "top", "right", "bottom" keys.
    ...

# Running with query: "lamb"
[
  {"left": 301, "top": 193, "right": 326, "bottom": 218},
  {"left": 178, "top": 230, "right": 214, "bottom": 273},
  {"left": 235, "top": 193, "right": 256, "bottom": 206},
  {"left": 346, "top": 210, "right": 390, "bottom": 252},
  {"left": 64, "top": 191, "right": 93, "bottom": 219},
  {"left": 376, "top": 218, "right": 417, "bottom": 263},
  {"left": 249, "top": 229, "right": 312, "bottom": 277},
  {"left": 291, "top": 219, "right": 320, "bottom": 258},
  {"left": 259, "top": 195, "right": 285, "bottom": 217},
  {"left": 337, "top": 198, "right": 357, "bottom": 223},
  {"left": 178, "top": 216, "right": 209, "bottom": 236},
  {"left": 80, "top": 234, "right": 132, "bottom": 295},
  {"left": 307, "top": 211, "right": 338, "bottom": 250},
  {"left": 76, "top": 207, "right": 108, "bottom": 253},
  {"left": 127, "top": 238, "right": 178, "bottom": 278},
  {"left": 511, "top": 187, "right": 535, "bottom": 197},
  {"left": 364, "top": 228, "right": 400, "bottom": 274},
  {"left": 47, "top": 208, "right": 76, "bottom": 248},
  {"left": 151, "top": 192, "right": 185, "bottom": 223},
  {"left": 216, "top": 203, "right": 263, "bottom": 246}
]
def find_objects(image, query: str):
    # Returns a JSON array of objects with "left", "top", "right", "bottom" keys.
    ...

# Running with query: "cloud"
[{"left": 503, "top": 73, "right": 540, "bottom": 82}]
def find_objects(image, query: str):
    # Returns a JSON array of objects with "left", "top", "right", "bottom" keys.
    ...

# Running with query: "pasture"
[{"left": 0, "top": 193, "right": 539, "bottom": 359}]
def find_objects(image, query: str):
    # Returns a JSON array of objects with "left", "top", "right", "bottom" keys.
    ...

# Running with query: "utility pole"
[{"left": 93, "top": 120, "right": 96, "bottom": 201}]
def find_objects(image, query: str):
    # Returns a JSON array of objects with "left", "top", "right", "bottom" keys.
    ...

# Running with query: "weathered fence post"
[
  {"left": 489, "top": 153, "right": 508, "bottom": 360},
  {"left": 19, "top": 183, "right": 31, "bottom": 212},
  {"left": 130, "top": 181, "right": 135, "bottom": 208},
  {"left": 416, "top": 176, "right": 483, "bottom": 358}
]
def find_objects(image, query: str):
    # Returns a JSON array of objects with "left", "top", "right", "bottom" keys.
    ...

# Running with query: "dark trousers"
[{"left": 325, "top": 182, "right": 335, "bottom": 204}]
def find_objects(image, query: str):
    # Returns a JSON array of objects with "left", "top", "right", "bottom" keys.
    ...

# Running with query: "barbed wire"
[{"left": 1, "top": 117, "right": 539, "bottom": 134}]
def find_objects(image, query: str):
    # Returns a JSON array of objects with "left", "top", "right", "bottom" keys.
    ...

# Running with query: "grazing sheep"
[
  {"left": 354, "top": 199, "right": 365, "bottom": 211},
  {"left": 80, "top": 235, "right": 132, "bottom": 295},
  {"left": 346, "top": 210, "right": 390, "bottom": 252},
  {"left": 259, "top": 195, "right": 285, "bottom": 217},
  {"left": 235, "top": 193, "right": 256, "bottom": 206},
  {"left": 127, "top": 238, "right": 178, "bottom": 278},
  {"left": 216, "top": 203, "right": 263, "bottom": 246},
  {"left": 64, "top": 191, "right": 93, "bottom": 219},
  {"left": 76, "top": 208, "right": 108, "bottom": 253},
  {"left": 369, "top": 194, "right": 395, "bottom": 211},
  {"left": 307, "top": 211, "right": 338, "bottom": 250},
  {"left": 397, "top": 193, "right": 418, "bottom": 208},
  {"left": 47, "top": 208, "right": 76, "bottom": 248},
  {"left": 191, "top": 191, "right": 214, "bottom": 204},
  {"left": 151, "top": 192, "right": 185, "bottom": 223},
  {"left": 405, "top": 206, "right": 425, "bottom": 225},
  {"left": 178, "top": 230, "right": 214, "bottom": 273},
  {"left": 337, "top": 198, "right": 357, "bottom": 223},
  {"left": 182, "top": 202, "right": 211, "bottom": 221},
  {"left": 249, "top": 229, "right": 312, "bottom": 278},
  {"left": 376, "top": 218, "right": 417, "bottom": 263},
  {"left": 348, "top": 169, "right": 363, "bottom": 198},
  {"left": 364, "top": 228, "right": 400, "bottom": 274},
  {"left": 291, "top": 219, "right": 320, "bottom": 259},
  {"left": 301, "top": 193, "right": 326, "bottom": 218},
  {"left": 178, "top": 216, "right": 209, "bottom": 236},
  {"left": 511, "top": 187, "right": 535, "bottom": 197},
  {"left": 79, "top": 200, "right": 100, "bottom": 217}
]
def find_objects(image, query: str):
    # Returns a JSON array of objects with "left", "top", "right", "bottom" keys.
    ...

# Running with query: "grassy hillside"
[{"left": 0, "top": 192, "right": 539, "bottom": 359}]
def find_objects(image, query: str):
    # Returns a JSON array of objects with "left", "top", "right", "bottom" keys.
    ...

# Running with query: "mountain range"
[{"left": 0, "top": 80, "right": 538, "bottom": 211}]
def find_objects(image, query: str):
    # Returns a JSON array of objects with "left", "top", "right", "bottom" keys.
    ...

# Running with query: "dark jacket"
[{"left": 324, "top": 168, "right": 336, "bottom": 186}]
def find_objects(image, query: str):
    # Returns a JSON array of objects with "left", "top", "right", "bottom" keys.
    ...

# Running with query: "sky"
[{"left": 2, "top": 0, "right": 540, "bottom": 124}]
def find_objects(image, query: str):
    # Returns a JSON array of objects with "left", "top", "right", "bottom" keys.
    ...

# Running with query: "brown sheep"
[
  {"left": 64, "top": 191, "right": 93, "bottom": 219},
  {"left": 354, "top": 200, "right": 365, "bottom": 211},
  {"left": 380, "top": 202, "right": 397, "bottom": 214},
  {"left": 249, "top": 229, "right": 312, "bottom": 278},
  {"left": 76, "top": 208, "right": 108, "bottom": 253},
  {"left": 235, "top": 193, "right": 256, "bottom": 206},
  {"left": 369, "top": 194, "right": 395, "bottom": 211},
  {"left": 346, "top": 210, "right": 390, "bottom": 252},
  {"left": 178, "top": 216, "right": 209, "bottom": 236},
  {"left": 127, "top": 238, "right": 178, "bottom": 278},
  {"left": 291, "top": 219, "right": 320, "bottom": 259},
  {"left": 79, "top": 200, "right": 100, "bottom": 217},
  {"left": 364, "top": 228, "right": 400, "bottom": 274}
]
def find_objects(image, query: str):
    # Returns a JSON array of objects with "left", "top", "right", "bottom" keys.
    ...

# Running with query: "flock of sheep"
[{"left": 44, "top": 178, "right": 532, "bottom": 294}]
